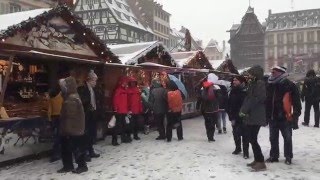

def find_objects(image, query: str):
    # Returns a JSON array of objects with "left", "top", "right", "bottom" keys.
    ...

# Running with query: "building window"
[
  {"left": 267, "top": 34, "right": 274, "bottom": 45},
  {"left": 297, "top": 32, "right": 304, "bottom": 43},
  {"left": 287, "top": 33, "right": 294, "bottom": 44},
  {"left": 307, "top": 44, "right": 315, "bottom": 54},
  {"left": 287, "top": 45, "right": 294, "bottom": 55},
  {"left": 268, "top": 48, "right": 274, "bottom": 59},
  {"left": 277, "top": 34, "right": 284, "bottom": 45},
  {"left": 297, "top": 44, "right": 305, "bottom": 54},
  {"left": 9, "top": 3, "right": 21, "bottom": 13},
  {"left": 278, "top": 46, "right": 284, "bottom": 58},
  {"left": 307, "top": 31, "right": 315, "bottom": 42}
]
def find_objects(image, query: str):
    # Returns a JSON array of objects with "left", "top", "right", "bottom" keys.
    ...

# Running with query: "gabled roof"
[
  {"left": 0, "top": 5, "right": 119, "bottom": 63},
  {"left": 109, "top": 41, "right": 175, "bottom": 66},
  {"left": 266, "top": 8, "right": 320, "bottom": 32},
  {"left": 171, "top": 51, "right": 212, "bottom": 69},
  {"left": 229, "top": 7, "right": 264, "bottom": 41},
  {"left": 204, "top": 39, "right": 222, "bottom": 53}
]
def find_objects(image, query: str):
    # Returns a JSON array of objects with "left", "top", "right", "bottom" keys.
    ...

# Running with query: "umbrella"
[{"left": 168, "top": 74, "right": 188, "bottom": 99}]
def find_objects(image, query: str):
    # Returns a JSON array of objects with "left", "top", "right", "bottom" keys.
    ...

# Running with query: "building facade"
[
  {"left": 0, "top": 0, "right": 57, "bottom": 15},
  {"left": 74, "top": 0, "right": 153, "bottom": 45},
  {"left": 127, "top": 0, "right": 170, "bottom": 47},
  {"left": 228, "top": 7, "right": 265, "bottom": 70},
  {"left": 265, "top": 9, "right": 320, "bottom": 75},
  {"left": 203, "top": 39, "right": 225, "bottom": 60}
]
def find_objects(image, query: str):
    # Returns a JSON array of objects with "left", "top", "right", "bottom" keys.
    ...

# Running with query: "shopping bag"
[{"left": 108, "top": 115, "right": 116, "bottom": 128}]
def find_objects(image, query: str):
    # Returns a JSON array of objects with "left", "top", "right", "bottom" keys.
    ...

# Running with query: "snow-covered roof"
[
  {"left": 0, "top": 9, "right": 51, "bottom": 32},
  {"left": 109, "top": 41, "right": 171, "bottom": 65},
  {"left": 170, "top": 28, "right": 185, "bottom": 38},
  {"left": 171, "top": 51, "right": 198, "bottom": 68},
  {"left": 106, "top": 0, "right": 153, "bottom": 33},
  {"left": 209, "top": 60, "right": 224, "bottom": 69}
]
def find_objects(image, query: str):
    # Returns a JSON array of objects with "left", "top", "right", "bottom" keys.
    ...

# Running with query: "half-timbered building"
[
  {"left": 228, "top": 7, "right": 265, "bottom": 70},
  {"left": 74, "top": 0, "right": 153, "bottom": 45}
]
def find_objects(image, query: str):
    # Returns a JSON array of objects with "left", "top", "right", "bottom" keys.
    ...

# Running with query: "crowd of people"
[{"left": 46, "top": 64, "right": 320, "bottom": 174}]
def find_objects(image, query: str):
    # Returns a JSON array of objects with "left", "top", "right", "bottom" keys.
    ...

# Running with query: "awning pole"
[{"left": 0, "top": 55, "right": 13, "bottom": 119}]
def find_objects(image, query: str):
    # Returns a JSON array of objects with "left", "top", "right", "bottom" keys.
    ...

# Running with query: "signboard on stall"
[{"left": 182, "top": 101, "right": 198, "bottom": 115}]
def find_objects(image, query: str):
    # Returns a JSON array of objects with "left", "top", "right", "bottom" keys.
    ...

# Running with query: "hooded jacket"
[
  {"left": 197, "top": 80, "right": 220, "bottom": 114},
  {"left": 240, "top": 65, "right": 267, "bottom": 126},
  {"left": 59, "top": 77, "right": 85, "bottom": 136},
  {"left": 127, "top": 77, "right": 143, "bottom": 114},
  {"left": 113, "top": 77, "right": 129, "bottom": 114},
  {"left": 149, "top": 79, "right": 168, "bottom": 114}
]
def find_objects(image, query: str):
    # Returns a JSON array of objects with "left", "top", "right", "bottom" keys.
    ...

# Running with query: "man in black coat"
[
  {"left": 78, "top": 70, "right": 100, "bottom": 160},
  {"left": 266, "top": 66, "right": 301, "bottom": 165},
  {"left": 227, "top": 76, "right": 249, "bottom": 159},
  {"left": 301, "top": 69, "right": 320, "bottom": 127}
]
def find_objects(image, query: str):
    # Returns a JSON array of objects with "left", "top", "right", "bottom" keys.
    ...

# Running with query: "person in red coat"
[
  {"left": 127, "top": 77, "right": 143, "bottom": 140},
  {"left": 112, "top": 76, "right": 130, "bottom": 146}
]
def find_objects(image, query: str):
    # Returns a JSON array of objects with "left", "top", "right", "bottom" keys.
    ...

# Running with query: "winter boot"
[
  {"left": 232, "top": 149, "right": 242, "bottom": 155},
  {"left": 144, "top": 125, "right": 150, "bottom": 135},
  {"left": 251, "top": 162, "right": 267, "bottom": 172},
  {"left": 156, "top": 136, "right": 165, "bottom": 140},
  {"left": 218, "top": 130, "right": 222, "bottom": 134},
  {"left": 112, "top": 136, "right": 119, "bottom": 146},
  {"left": 285, "top": 158, "right": 292, "bottom": 165},
  {"left": 243, "top": 151, "right": 249, "bottom": 159},
  {"left": 72, "top": 166, "right": 88, "bottom": 174},
  {"left": 223, "top": 127, "right": 227, "bottom": 133},
  {"left": 265, "top": 157, "right": 279, "bottom": 163},
  {"left": 302, "top": 122, "right": 309, "bottom": 126},
  {"left": 246, "top": 161, "right": 257, "bottom": 167},
  {"left": 134, "top": 135, "right": 141, "bottom": 140},
  {"left": 57, "top": 167, "right": 74, "bottom": 173},
  {"left": 208, "top": 137, "right": 216, "bottom": 142}
]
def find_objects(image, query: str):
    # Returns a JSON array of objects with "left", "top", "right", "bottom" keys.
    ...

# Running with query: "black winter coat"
[
  {"left": 227, "top": 85, "right": 246, "bottom": 124},
  {"left": 218, "top": 85, "right": 228, "bottom": 110},
  {"left": 301, "top": 76, "right": 320, "bottom": 102},
  {"left": 266, "top": 78, "right": 302, "bottom": 122},
  {"left": 197, "top": 85, "right": 220, "bottom": 114}
]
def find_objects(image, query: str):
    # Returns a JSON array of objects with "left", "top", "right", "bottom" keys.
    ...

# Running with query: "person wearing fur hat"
[
  {"left": 227, "top": 76, "right": 249, "bottom": 159},
  {"left": 265, "top": 66, "right": 301, "bottom": 166},
  {"left": 301, "top": 69, "right": 320, "bottom": 127},
  {"left": 78, "top": 70, "right": 100, "bottom": 160},
  {"left": 239, "top": 65, "right": 267, "bottom": 171},
  {"left": 58, "top": 76, "right": 88, "bottom": 174}
]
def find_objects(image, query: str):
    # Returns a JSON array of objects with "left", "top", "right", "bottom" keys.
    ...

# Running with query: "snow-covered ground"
[{"left": 1, "top": 113, "right": 320, "bottom": 180}]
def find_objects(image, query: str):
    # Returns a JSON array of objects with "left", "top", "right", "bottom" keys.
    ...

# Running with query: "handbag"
[{"left": 108, "top": 115, "right": 116, "bottom": 128}]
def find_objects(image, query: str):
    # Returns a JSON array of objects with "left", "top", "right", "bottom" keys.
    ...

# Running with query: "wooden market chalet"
[
  {"left": 0, "top": 5, "right": 119, "bottom": 120},
  {"left": 74, "top": 0, "right": 154, "bottom": 45},
  {"left": 228, "top": 6, "right": 265, "bottom": 70}
]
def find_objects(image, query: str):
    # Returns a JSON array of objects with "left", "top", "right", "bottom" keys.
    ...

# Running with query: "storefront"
[{"left": 0, "top": 5, "right": 119, "bottom": 164}]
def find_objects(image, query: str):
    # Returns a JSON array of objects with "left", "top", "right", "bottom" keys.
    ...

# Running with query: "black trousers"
[
  {"left": 154, "top": 113, "right": 166, "bottom": 138},
  {"left": 85, "top": 111, "right": 97, "bottom": 154},
  {"left": 248, "top": 125, "right": 264, "bottom": 162},
  {"left": 166, "top": 112, "right": 183, "bottom": 141},
  {"left": 130, "top": 114, "right": 140, "bottom": 137},
  {"left": 269, "top": 121, "right": 293, "bottom": 159},
  {"left": 51, "top": 116, "right": 61, "bottom": 158},
  {"left": 112, "top": 114, "right": 127, "bottom": 143},
  {"left": 60, "top": 135, "right": 87, "bottom": 169},
  {"left": 203, "top": 113, "right": 218, "bottom": 140},
  {"left": 232, "top": 123, "right": 249, "bottom": 155},
  {"left": 304, "top": 100, "right": 320, "bottom": 126}
]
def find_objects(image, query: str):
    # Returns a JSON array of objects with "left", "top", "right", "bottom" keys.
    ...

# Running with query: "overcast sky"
[{"left": 157, "top": 0, "right": 320, "bottom": 47}]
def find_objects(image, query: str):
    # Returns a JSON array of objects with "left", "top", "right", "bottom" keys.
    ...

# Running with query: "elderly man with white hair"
[{"left": 78, "top": 70, "right": 100, "bottom": 161}]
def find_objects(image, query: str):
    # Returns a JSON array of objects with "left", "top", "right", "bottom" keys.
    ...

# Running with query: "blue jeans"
[
  {"left": 269, "top": 121, "right": 293, "bottom": 159},
  {"left": 217, "top": 111, "right": 227, "bottom": 130}
]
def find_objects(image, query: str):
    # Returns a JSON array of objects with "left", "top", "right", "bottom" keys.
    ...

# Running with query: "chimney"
[{"left": 268, "top": 9, "right": 272, "bottom": 16}]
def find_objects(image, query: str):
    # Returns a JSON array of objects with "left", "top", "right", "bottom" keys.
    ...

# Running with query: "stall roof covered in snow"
[
  {"left": 171, "top": 51, "right": 198, "bottom": 68},
  {"left": 0, "top": 9, "right": 50, "bottom": 32},
  {"left": 109, "top": 41, "right": 173, "bottom": 65},
  {"left": 0, "top": 5, "right": 119, "bottom": 63},
  {"left": 171, "top": 51, "right": 212, "bottom": 69},
  {"left": 209, "top": 60, "right": 224, "bottom": 69}
]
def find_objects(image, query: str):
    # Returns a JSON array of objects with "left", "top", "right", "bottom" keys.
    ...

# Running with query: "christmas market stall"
[
  {"left": 0, "top": 5, "right": 118, "bottom": 163},
  {"left": 171, "top": 51, "right": 212, "bottom": 117},
  {"left": 102, "top": 41, "right": 176, "bottom": 131}
]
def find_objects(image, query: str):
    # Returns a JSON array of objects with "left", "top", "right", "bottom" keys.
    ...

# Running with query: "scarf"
[{"left": 268, "top": 73, "right": 289, "bottom": 84}]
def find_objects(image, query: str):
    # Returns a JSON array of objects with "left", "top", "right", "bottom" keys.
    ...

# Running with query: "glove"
[{"left": 239, "top": 112, "right": 247, "bottom": 118}]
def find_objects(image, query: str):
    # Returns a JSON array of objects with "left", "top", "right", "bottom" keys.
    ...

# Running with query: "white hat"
[{"left": 271, "top": 66, "right": 287, "bottom": 73}]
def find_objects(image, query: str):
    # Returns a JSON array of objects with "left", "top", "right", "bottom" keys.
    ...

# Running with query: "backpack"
[
  {"left": 167, "top": 90, "right": 183, "bottom": 112},
  {"left": 203, "top": 86, "right": 215, "bottom": 101}
]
